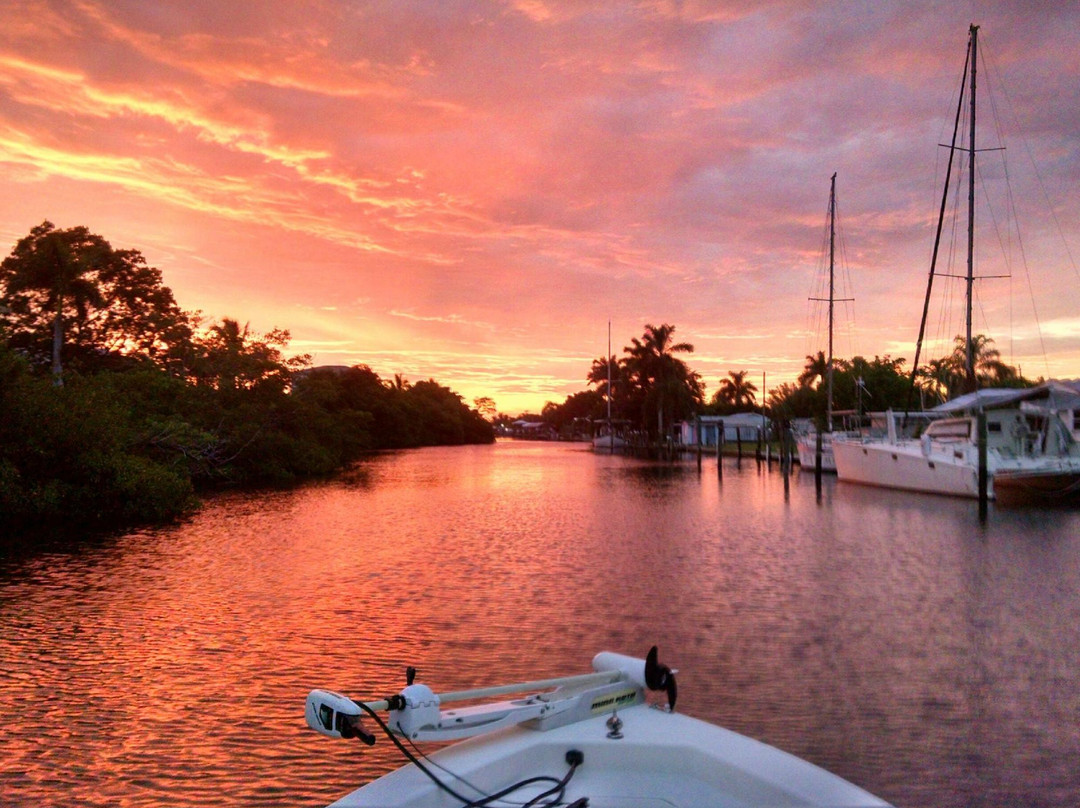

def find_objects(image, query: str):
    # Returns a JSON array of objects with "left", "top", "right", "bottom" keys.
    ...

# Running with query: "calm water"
[{"left": 2, "top": 440, "right": 1079, "bottom": 807}]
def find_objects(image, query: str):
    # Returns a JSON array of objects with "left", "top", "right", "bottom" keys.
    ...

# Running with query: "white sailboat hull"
[
  {"left": 833, "top": 436, "right": 1080, "bottom": 501},
  {"left": 833, "top": 438, "right": 980, "bottom": 498},
  {"left": 593, "top": 434, "right": 627, "bottom": 451}
]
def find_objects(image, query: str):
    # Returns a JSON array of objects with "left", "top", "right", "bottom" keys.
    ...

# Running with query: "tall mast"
[
  {"left": 964, "top": 23, "right": 979, "bottom": 393},
  {"left": 606, "top": 319, "right": 612, "bottom": 423},
  {"left": 826, "top": 172, "right": 836, "bottom": 430},
  {"left": 809, "top": 174, "right": 850, "bottom": 430},
  {"left": 903, "top": 26, "right": 975, "bottom": 418}
]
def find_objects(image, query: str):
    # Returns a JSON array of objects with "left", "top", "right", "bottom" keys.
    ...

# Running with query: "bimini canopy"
[{"left": 933, "top": 382, "right": 1080, "bottom": 414}]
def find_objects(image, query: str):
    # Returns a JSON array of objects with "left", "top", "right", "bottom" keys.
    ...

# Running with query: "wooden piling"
[
  {"left": 978, "top": 410, "right": 988, "bottom": 520},
  {"left": 814, "top": 429, "right": 823, "bottom": 499},
  {"left": 717, "top": 419, "right": 724, "bottom": 479},
  {"left": 696, "top": 415, "right": 702, "bottom": 471}
]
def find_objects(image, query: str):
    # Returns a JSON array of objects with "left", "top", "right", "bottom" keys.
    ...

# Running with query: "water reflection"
[{"left": 2, "top": 441, "right": 1079, "bottom": 807}]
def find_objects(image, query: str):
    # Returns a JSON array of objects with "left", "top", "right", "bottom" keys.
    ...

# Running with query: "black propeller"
[{"left": 644, "top": 645, "right": 677, "bottom": 711}]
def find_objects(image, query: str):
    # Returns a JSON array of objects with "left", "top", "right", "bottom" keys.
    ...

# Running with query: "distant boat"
[
  {"left": 593, "top": 320, "right": 628, "bottom": 452},
  {"left": 592, "top": 431, "right": 627, "bottom": 451},
  {"left": 796, "top": 429, "right": 836, "bottom": 471},
  {"left": 833, "top": 26, "right": 1080, "bottom": 502}
]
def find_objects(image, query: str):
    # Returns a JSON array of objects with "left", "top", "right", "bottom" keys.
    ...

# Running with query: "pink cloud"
[{"left": 0, "top": 1, "right": 1077, "bottom": 414}]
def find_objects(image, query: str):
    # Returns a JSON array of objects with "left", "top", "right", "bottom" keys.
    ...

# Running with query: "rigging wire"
[
  {"left": 982, "top": 41, "right": 1059, "bottom": 378},
  {"left": 832, "top": 188, "right": 858, "bottom": 363},
  {"left": 904, "top": 28, "right": 971, "bottom": 417},
  {"left": 922, "top": 32, "right": 1063, "bottom": 387},
  {"left": 803, "top": 176, "right": 855, "bottom": 382}
]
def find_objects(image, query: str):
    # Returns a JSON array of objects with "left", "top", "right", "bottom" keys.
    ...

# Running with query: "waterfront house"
[{"left": 678, "top": 413, "right": 771, "bottom": 447}]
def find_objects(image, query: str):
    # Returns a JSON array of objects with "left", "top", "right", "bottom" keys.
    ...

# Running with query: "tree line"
[
  {"left": 0, "top": 222, "right": 492, "bottom": 532},
  {"left": 526, "top": 323, "right": 1034, "bottom": 438}
]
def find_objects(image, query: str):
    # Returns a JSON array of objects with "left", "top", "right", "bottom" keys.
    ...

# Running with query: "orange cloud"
[{"left": 0, "top": 1, "right": 1077, "bottom": 415}]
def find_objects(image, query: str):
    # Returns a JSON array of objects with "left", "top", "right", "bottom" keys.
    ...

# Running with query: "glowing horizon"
[{"left": 1, "top": 1, "right": 1078, "bottom": 415}]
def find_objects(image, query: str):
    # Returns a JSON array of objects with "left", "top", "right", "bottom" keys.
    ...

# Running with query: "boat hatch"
[{"left": 924, "top": 419, "right": 971, "bottom": 441}]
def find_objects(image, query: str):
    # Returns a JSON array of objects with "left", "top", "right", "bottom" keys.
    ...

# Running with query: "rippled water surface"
[{"left": 3, "top": 441, "right": 1080, "bottom": 807}]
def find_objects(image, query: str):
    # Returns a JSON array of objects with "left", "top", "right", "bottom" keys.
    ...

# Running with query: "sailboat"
[
  {"left": 832, "top": 25, "right": 1080, "bottom": 503},
  {"left": 795, "top": 172, "right": 855, "bottom": 472},
  {"left": 593, "top": 320, "right": 627, "bottom": 451}
]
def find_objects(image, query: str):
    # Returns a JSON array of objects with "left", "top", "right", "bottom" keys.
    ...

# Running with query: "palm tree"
[
  {"left": 203, "top": 318, "right": 248, "bottom": 393},
  {"left": 798, "top": 351, "right": 828, "bottom": 389},
  {"left": 949, "top": 333, "right": 1022, "bottom": 390},
  {"left": 587, "top": 354, "right": 620, "bottom": 398},
  {"left": 713, "top": 370, "right": 758, "bottom": 412},
  {"left": 0, "top": 222, "right": 107, "bottom": 385},
  {"left": 587, "top": 353, "right": 631, "bottom": 417},
  {"left": 917, "top": 356, "right": 960, "bottom": 406},
  {"left": 196, "top": 318, "right": 301, "bottom": 397},
  {"left": 623, "top": 323, "right": 702, "bottom": 438}
]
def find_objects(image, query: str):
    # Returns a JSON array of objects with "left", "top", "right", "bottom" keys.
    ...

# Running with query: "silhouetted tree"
[
  {"left": 623, "top": 323, "right": 703, "bottom": 438},
  {"left": 712, "top": 370, "right": 758, "bottom": 413},
  {"left": 0, "top": 221, "right": 192, "bottom": 382}
]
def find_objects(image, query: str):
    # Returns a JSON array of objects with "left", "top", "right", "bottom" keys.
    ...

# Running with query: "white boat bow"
[{"left": 306, "top": 648, "right": 890, "bottom": 808}]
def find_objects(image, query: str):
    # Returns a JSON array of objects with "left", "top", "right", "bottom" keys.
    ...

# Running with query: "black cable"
[
  {"left": 357, "top": 701, "right": 478, "bottom": 804},
  {"left": 356, "top": 701, "right": 576, "bottom": 808},
  {"left": 403, "top": 735, "right": 490, "bottom": 800},
  {"left": 520, "top": 755, "right": 581, "bottom": 807},
  {"left": 404, "top": 732, "right": 565, "bottom": 806}
]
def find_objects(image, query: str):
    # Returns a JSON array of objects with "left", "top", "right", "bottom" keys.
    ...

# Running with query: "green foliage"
[
  {"left": 575, "top": 323, "right": 703, "bottom": 438},
  {"left": 768, "top": 340, "right": 1033, "bottom": 423},
  {"left": 0, "top": 224, "right": 495, "bottom": 533},
  {"left": 0, "top": 363, "right": 194, "bottom": 529},
  {"left": 541, "top": 389, "right": 604, "bottom": 435},
  {"left": 0, "top": 350, "right": 494, "bottom": 530},
  {"left": 765, "top": 382, "right": 819, "bottom": 423}
]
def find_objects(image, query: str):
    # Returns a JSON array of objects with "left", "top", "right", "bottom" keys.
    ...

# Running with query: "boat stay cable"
[{"left": 903, "top": 28, "right": 972, "bottom": 424}]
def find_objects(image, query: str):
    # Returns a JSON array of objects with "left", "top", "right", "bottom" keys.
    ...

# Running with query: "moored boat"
[
  {"left": 592, "top": 431, "right": 627, "bottom": 451},
  {"left": 834, "top": 26, "right": 1080, "bottom": 503},
  {"left": 306, "top": 648, "right": 890, "bottom": 807},
  {"left": 592, "top": 321, "right": 628, "bottom": 453},
  {"left": 796, "top": 428, "right": 838, "bottom": 471},
  {"left": 796, "top": 173, "right": 857, "bottom": 475},
  {"left": 992, "top": 468, "right": 1080, "bottom": 507},
  {"left": 834, "top": 384, "right": 1080, "bottom": 501}
]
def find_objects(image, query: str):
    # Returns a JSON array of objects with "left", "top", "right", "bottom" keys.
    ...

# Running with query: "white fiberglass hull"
[
  {"left": 833, "top": 439, "right": 981, "bottom": 498},
  {"left": 593, "top": 434, "right": 627, "bottom": 451},
  {"left": 796, "top": 432, "right": 837, "bottom": 472},
  {"left": 834, "top": 433, "right": 1080, "bottom": 500},
  {"left": 328, "top": 702, "right": 888, "bottom": 808}
]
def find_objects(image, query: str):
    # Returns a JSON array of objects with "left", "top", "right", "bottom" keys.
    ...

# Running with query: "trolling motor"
[
  {"left": 305, "top": 646, "right": 679, "bottom": 745},
  {"left": 644, "top": 645, "right": 678, "bottom": 711},
  {"left": 305, "top": 689, "right": 376, "bottom": 745}
]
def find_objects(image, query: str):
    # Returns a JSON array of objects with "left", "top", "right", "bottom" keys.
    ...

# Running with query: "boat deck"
[{"left": 329, "top": 703, "right": 889, "bottom": 808}]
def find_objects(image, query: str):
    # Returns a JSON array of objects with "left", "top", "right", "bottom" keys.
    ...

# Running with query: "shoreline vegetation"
[
  {"left": 514, "top": 327, "right": 1035, "bottom": 446},
  {"left": 0, "top": 223, "right": 493, "bottom": 535},
  {"left": 1, "top": 223, "right": 1037, "bottom": 536}
]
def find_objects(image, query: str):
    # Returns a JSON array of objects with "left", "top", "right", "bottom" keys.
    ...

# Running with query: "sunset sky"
[{"left": 1, "top": 0, "right": 1077, "bottom": 415}]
